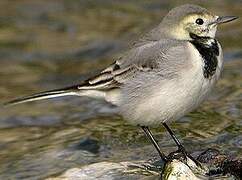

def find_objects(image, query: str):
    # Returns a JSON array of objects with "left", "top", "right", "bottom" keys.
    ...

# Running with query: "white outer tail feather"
[
  {"left": 3, "top": 86, "right": 110, "bottom": 107},
  {"left": 3, "top": 89, "right": 79, "bottom": 107}
]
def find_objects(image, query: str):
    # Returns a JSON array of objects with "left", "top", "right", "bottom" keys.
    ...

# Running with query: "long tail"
[
  {"left": 3, "top": 65, "right": 120, "bottom": 107},
  {"left": 3, "top": 85, "right": 80, "bottom": 107}
]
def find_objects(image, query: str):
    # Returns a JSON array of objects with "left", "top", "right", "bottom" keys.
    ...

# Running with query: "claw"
[{"left": 177, "top": 146, "right": 203, "bottom": 168}]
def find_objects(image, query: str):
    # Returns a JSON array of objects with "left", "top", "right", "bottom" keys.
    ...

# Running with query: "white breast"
[{"left": 118, "top": 41, "right": 223, "bottom": 127}]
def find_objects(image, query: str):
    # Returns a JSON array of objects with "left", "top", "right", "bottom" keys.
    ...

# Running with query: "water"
[{"left": 0, "top": 0, "right": 242, "bottom": 179}]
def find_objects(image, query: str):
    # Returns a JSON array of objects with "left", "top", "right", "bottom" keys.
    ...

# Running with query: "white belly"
[{"left": 117, "top": 42, "right": 223, "bottom": 126}]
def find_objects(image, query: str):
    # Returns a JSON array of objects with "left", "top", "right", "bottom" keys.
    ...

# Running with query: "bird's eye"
[{"left": 195, "top": 18, "right": 204, "bottom": 25}]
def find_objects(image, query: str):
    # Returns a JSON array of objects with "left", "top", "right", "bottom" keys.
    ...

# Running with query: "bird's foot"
[{"left": 177, "top": 145, "right": 202, "bottom": 168}]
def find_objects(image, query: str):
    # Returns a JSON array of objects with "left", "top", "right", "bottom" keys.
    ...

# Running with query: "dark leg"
[
  {"left": 162, "top": 123, "right": 201, "bottom": 166},
  {"left": 141, "top": 126, "right": 167, "bottom": 162},
  {"left": 162, "top": 123, "right": 185, "bottom": 152}
]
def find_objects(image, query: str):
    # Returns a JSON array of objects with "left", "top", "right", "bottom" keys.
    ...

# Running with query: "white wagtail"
[{"left": 4, "top": 4, "right": 238, "bottom": 162}]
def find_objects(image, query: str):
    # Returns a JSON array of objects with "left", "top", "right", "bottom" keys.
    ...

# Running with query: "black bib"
[{"left": 189, "top": 33, "right": 219, "bottom": 79}]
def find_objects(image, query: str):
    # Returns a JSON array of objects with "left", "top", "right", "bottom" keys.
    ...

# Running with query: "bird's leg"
[
  {"left": 141, "top": 126, "right": 167, "bottom": 162},
  {"left": 162, "top": 123, "right": 201, "bottom": 166},
  {"left": 162, "top": 123, "right": 186, "bottom": 153}
]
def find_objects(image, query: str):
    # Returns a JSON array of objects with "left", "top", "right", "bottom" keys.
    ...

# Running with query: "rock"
[
  {"left": 162, "top": 159, "right": 201, "bottom": 180},
  {"left": 46, "top": 161, "right": 160, "bottom": 180},
  {"left": 47, "top": 149, "right": 241, "bottom": 180},
  {"left": 162, "top": 150, "right": 207, "bottom": 180}
]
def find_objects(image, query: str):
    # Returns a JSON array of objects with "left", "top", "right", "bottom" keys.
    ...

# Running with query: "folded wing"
[{"left": 4, "top": 39, "right": 184, "bottom": 106}]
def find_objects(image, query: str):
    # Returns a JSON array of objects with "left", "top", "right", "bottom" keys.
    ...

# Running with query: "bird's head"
[{"left": 160, "top": 4, "right": 238, "bottom": 40}]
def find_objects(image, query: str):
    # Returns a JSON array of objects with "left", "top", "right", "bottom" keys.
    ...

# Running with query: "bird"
[{"left": 4, "top": 4, "right": 238, "bottom": 163}]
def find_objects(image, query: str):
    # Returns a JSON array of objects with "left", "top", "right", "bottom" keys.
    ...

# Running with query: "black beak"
[{"left": 209, "top": 16, "right": 238, "bottom": 26}]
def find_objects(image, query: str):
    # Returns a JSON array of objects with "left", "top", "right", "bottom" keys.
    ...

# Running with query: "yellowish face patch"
[
  {"left": 183, "top": 13, "right": 216, "bottom": 36},
  {"left": 169, "top": 13, "right": 217, "bottom": 40}
]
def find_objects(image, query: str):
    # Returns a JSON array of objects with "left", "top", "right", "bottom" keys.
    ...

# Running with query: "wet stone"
[
  {"left": 71, "top": 137, "right": 100, "bottom": 154},
  {"left": 48, "top": 149, "right": 242, "bottom": 179}
]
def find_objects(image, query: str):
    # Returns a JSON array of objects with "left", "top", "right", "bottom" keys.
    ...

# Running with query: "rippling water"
[{"left": 0, "top": 0, "right": 242, "bottom": 179}]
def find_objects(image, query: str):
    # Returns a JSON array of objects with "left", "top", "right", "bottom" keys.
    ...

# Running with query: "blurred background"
[{"left": 0, "top": 0, "right": 241, "bottom": 179}]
